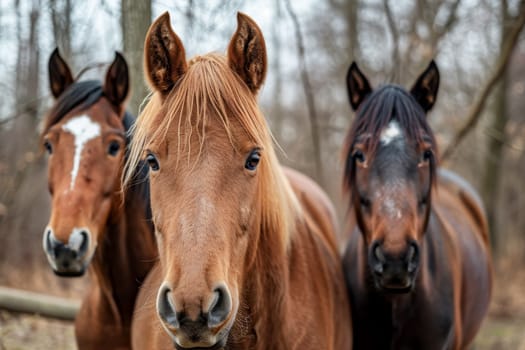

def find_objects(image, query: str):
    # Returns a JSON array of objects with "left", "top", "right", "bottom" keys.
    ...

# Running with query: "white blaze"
[
  {"left": 380, "top": 120, "right": 403, "bottom": 145},
  {"left": 62, "top": 115, "right": 101, "bottom": 190}
]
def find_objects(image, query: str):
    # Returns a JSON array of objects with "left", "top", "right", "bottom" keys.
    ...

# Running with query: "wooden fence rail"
[{"left": 0, "top": 286, "right": 80, "bottom": 321}]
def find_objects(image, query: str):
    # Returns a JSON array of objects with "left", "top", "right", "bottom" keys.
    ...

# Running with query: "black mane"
[{"left": 42, "top": 80, "right": 103, "bottom": 134}]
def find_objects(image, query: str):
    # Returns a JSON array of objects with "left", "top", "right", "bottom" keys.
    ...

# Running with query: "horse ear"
[
  {"left": 227, "top": 12, "right": 267, "bottom": 93},
  {"left": 103, "top": 52, "right": 129, "bottom": 113},
  {"left": 346, "top": 62, "right": 372, "bottom": 111},
  {"left": 48, "top": 48, "right": 74, "bottom": 98},
  {"left": 144, "top": 12, "right": 187, "bottom": 95},
  {"left": 410, "top": 60, "right": 440, "bottom": 113}
]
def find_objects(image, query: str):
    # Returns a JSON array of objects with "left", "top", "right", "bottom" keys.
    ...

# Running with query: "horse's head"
[
  {"left": 41, "top": 49, "right": 130, "bottom": 276},
  {"left": 344, "top": 61, "right": 439, "bottom": 293},
  {"left": 126, "top": 12, "right": 294, "bottom": 348}
]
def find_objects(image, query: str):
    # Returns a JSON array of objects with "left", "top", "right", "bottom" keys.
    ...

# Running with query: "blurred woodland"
[{"left": 0, "top": 0, "right": 525, "bottom": 348}]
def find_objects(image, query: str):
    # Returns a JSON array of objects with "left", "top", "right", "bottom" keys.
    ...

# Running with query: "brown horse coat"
[
  {"left": 344, "top": 171, "right": 492, "bottom": 349},
  {"left": 132, "top": 167, "right": 351, "bottom": 350},
  {"left": 127, "top": 12, "right": 352, "bottom": 350},
  {"left": 41, "top": 50, "right": 157, "bottom": 349},
  {"left": 342, "top": 61, "right": 492, "bottom": 349}
]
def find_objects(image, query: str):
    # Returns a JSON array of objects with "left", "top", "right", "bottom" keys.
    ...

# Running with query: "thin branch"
[
  {"left": 483, "top": 127, "right": 524, "bottom": 153},
  {"left": 0, "top": 95, "right": 48, "bottom": 126},
  {"left": 441, "top": 9, "right": 525, "bottom": 160},
  {"left": 74, "top": 61, "right": 108, "bottom": 80},
  {"left": 0, "top": 62, "right": 109, "bottom": 127},
  {"left": 383, "top": 0, "right": 400, "bottom": 81},
  {"left": 283, "top": 0, "right": 323, "bottom": 183},
  {"left": 434, "top": 0, "right": 462, "bottom": 38}
]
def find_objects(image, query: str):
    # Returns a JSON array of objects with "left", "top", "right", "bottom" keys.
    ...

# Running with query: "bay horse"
[
  {"left": 125, "top": 12, "right": 352, "bottom": 350},
  {"left": 41, "top": 49, "right": 157, "bottom": 349},
  {"left": 342, "top": 61, "right": 493, "bottom": 349}
]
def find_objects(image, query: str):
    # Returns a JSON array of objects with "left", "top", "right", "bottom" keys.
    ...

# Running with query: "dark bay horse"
[
  {"left": 342, "top": 61, "right": 492, "bottom": 349},
  {"left": 41, "top": 49, "right": 156, "bottom": 349},
  {"left": 125, "top": 12, "right": 352, "bottom": 350}
]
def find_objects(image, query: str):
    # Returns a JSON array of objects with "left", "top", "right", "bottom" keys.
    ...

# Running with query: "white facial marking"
[
  {"left": 376, "top": 180, "right": 405, "bottom": 220},
  {"left": 380, "top": 120, "right": 403, "bottom": 145},
  {"left": 62, "top": 115, "right": 101, "bottom": 190},
  {"left": 383, "top": 198, "right": 397, "bottom": 218}
]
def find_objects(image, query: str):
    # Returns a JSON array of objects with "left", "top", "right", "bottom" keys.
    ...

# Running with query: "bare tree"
[
  {"left": 49, "top": 0, "right": 72, "bottom": 60},
  {"left": 270, "top": 0, "right": 284, "bottom": 141},
  {"left": 0, "top": 0, "right": 44, "bottom": 270},
  {"left": 284, "top": 0, "right": 323, "bottom": 183},
  {"left": 441, "top": 7, "right": 525, "bottom": 161},
  {"left": 121, "top": 0, "right": 152, "bottom": 115},
  {"left": 481, "top": 0, "right": 525, "bottom": 252}
]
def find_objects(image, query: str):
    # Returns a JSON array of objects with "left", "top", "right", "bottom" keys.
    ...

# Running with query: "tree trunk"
[
  {"left": 0, "top": 0, "right": 42, "bottom": 269},
  {"left": 284, "top": 0, "right": 323, "bottom": 184},
  {"left": 121, "top": 0, "right": 152, "bottom": 116},
  {"left": 271, "top": 0, "right": 284, "bottom": 141},
  {"left": 481, "top": 73, "right": 508, "bottom": 254},
  {"left": 481, "top": 2, "right": 513, "bottom": 254},
  {"left": 50, "top": 0, "right": 72, "bottom": 61},
  {"left": 26, "top": 0, "right": 40, "bottom": 119}
]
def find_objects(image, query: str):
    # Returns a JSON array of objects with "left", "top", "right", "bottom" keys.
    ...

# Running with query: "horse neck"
[
  {"left": 231, "top": 210, "right": 294, "bottom": 349},
  {"left": 90, "top": 182, "right": 156, "bottom": 326}
]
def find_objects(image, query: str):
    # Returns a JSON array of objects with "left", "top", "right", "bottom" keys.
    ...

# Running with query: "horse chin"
[
  {"left": 374, "top": 278, "right": 415, "bottom": 295},
  {"left": 49, "top": 250, "right": 94, "bottom": 278},
  {"left": 379, "top": 284, "right": 413, "bottom": 294},
  {"left": 173, "top": 336, "right": 227, "bottom": 350},
  {"left": 52, "top": 268, "right": 86, "bottom": 278}
]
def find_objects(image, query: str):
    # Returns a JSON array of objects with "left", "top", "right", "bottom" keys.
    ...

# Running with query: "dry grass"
[
  {"left": 0, "top": 311, "right": 75, "bottom": 350},
  {"left": 0, "top": 252, "right": 524, "bottom": 349}
]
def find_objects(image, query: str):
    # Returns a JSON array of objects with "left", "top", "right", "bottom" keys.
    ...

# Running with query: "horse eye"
[
  {"left": 245, "top": 150, "right": 261, "bottom": 171},
  {"left": 359, "top": 196, "right": 371, "bottom": 208},
  {"left": 107, "top": 141, "right": 120, "bottom": 156},
  {"left": 146, "top": 153, "right": 160, "bottom": 171},
  {"left": 422, "top": 149, "right": 433, "bottom": 162},
  {"left": 353, "top": 150, "right": 365, "bottom": 163},
  {"left": 44, "top": 141, "right": 53, "bottom": 154}
]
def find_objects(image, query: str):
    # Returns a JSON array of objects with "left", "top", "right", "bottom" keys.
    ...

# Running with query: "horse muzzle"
[
  {"left": 43, "top": 227, "right": 92, "bottom": 277},
  {"left": 368, "top": 240, "right": 420, "bottom": 293},
  {"left": 157, "top": 282, "right": 233, "bottom": 349}
]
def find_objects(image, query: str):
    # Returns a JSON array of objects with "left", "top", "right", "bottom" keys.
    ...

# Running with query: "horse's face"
[
  {"left": 148, "top": 118, "right": 259, "bottom": 348},
  {"left": 41, "top": 50, "right": 129, "bottom": 276},
  {"left": 137, "top": 12, "right": 267, "bottom": 348},
  {"left": 351, "top": 120, "right": 434, "bottom": 292},
  {"left": 346, "top": 62, "right": 439, "bottom": 293}
]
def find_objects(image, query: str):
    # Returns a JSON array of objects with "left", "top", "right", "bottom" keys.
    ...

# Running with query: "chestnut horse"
[
  {"left": 41, "top": 49, "right": 156, "bottom": 349},
  {"left": 125, "top": 12, "right": 352, "bottom": 350},
  {"left": 342, "top": 61, "right": 492, "bottom": 349}
]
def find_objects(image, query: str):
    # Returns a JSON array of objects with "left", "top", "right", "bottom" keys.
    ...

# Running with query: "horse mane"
[
  {"left": 343, "top": 85, "right": 438, "bottom": 192},
  {"left": 122, "top": 111, "right": 151, "bottom": 221},
  {"left": 125, "top": 53, "right": 300, "bottom": 250},
  {"left": 41, "top": 80, "right": 103, "bottom": 137}
]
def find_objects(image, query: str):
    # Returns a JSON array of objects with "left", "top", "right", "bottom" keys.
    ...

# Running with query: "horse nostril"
[
  {"left": 45, "top": 232, "right": 64, "bottom": 257},
  {"left": 406, "top": 242, "right": 419, "bottom": 273},
  {"left": 78, "top": 230, "right": 89, "bottom": 257},
  {"left": 208, "top": 285, "right": 232, "bottom": 327},
  {"left": 157, "top": 284, "right": 179, "bottom": 329},
  {"left": 374, "top": 244, "right": 386, "bottom": 263},
  {"left": 369, "top": 241, "right": 385, "bottom": 275}
]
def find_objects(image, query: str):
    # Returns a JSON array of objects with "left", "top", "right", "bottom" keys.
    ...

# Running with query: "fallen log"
[{"left": 0, "top": 286, "right": 80, "bottom": 321}]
